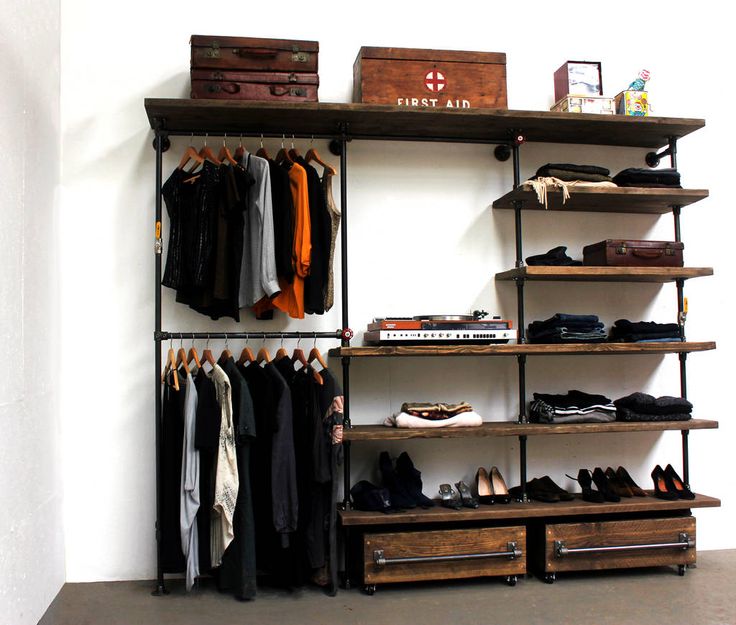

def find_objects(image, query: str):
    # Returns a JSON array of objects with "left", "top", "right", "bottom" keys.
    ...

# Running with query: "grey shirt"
[
  {"left": 238, "top": 152, "right": 280, "bottom": 307},
  {"left": 179, "top": 370, "right": 200, "bottom": 591}
]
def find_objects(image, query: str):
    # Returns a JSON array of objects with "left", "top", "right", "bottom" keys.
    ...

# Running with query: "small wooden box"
[
  {"left": 554, "top": 61, "right": 603, "bottom": 102},
  {"left": 540, "top": 517, "right": 695, "bottom": 578},
  {"left": 583, "top": 239, "right": 684, "bottom": 267},
  {"left": 353, "top": 46, "right": 507, "bottom": 109},
  {"left": 363, "top": 526, "right": 525, "bottom": 588}
]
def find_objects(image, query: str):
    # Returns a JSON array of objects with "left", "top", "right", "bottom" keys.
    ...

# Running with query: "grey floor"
[{"left": 39, "top": 550, "right": 736, "bottom": 625}]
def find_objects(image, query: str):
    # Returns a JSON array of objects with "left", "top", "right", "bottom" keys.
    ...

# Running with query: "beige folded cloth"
[
  {"left": 400, "top": 401, "right": 473, "bottom": 420},
  {"left": 522, "top": 177, "right": 617, "bottom": 209},
  {"left": 384, "top": 411, "right": 483, "bottom": 428}
]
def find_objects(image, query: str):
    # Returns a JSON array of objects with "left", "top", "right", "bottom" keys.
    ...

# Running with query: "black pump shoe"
[
  {"left": 566, "top": 469, "right": 605, "bottom": 503},
  {"left": 664, "top": 464, "right": 696, "bottom": 500},
  {"left": 591, "top": 467, "right": 620, "bottom": 502},
  {"left": 651, "top": 464, "right": 678, "bottom": 500}
]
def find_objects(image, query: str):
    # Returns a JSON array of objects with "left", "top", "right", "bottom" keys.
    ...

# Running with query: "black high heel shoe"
[
  {"left": 566, "top": 469, "right": 605, "bottom": 503},
  {"left": 664, "top": 464, "right": 695, "bottom": 500},
  {"left": 592, "top": 467, "right": 621, "bottom": 502},
  {"left": 455, "top": 481, "right": 479, "bottom": 508},
  {"left": 490, "top": 467, "right": 512, "bottom": 504},
  {"left": 475, "top": 468, "right": 494, "bottom": 505},
  {"left": 616, "top": 466, "right": 647, "bottom": 497},
  {"left": 651, "top": 464, "right": 678, "bottom": 500}
]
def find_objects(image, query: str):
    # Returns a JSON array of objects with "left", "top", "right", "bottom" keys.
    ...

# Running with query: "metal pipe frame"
[
  {"left": 156, "top": 331, "right": 341, "bottom": 341},
  {"left": 373, "top": 543, "right": 522, "bottom": 566},
  {"left": 555, "top": 533, "right": 694, "bottom": 557}
]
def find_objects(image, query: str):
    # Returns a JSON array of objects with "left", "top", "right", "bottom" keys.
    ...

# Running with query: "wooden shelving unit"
[
  {"left": 339, "top": 493, "right": 720, "bottom": 526},
  {"left": 492, "top": 187, "right": 709, "bottom": 214},
  {"left": 342, "top": 419, "right": 718, "bottom": 441},
  {"left": 495, "top": 266, "right": 714, "bottom": 283},
  {"left": 329, "top": 341, "right": 716, "bottom": 358}
]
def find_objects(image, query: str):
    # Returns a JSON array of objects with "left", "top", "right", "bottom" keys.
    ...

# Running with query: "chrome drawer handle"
[
  {"left": 373, "top": 542, "right": 522, "bottom": 567},
  {"left": 555, "top": 532, "right": 695, "bottom": 558}
]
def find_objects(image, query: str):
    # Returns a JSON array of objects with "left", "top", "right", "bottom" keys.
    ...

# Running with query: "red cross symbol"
[{"left": 424, "top": 70, "right": 446, "bottom": 92}]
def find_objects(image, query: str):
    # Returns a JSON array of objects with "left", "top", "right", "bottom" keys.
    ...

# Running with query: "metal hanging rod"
[{"left": 155, "top": 330, "right": 342, "bottom": 341}]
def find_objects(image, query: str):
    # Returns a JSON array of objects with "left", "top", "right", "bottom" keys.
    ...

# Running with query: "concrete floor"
[{"left": 39, "top": 550, "right": 736, "bottom": 625}]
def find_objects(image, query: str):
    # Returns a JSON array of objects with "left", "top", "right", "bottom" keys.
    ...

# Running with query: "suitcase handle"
[
  {"left": 632, "top": 249, "right": 666, "bottom": 259},
  {"left": 270, "top": 86, "right": 306, "bottom": 97},
  {"left": 232, "top": 47, "right": 278, "bottom": 58},
  {"left": 206, "top": 83, "right": 240, "bottom": 95}
]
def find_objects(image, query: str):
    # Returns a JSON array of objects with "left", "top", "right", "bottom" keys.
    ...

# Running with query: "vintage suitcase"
[
  {"left": 361, "top": 526, "right": 525, "bottom": 592},
  {"left": 583, "top": 239, "right": 684, "bottom": 267},
  {"left": 190, "top": 35, "right": 318, "bottom": 73},
  {"left": 353, "top": 46, "right": 507, "bottom": 109},
  {"left": 538, "top": 517, "right": 695, "bottom": 582},
  {"left": 191, "top": 69, "right": 319, "bottom": 102}
]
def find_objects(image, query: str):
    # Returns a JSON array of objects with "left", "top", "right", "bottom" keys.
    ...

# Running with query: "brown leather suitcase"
[
  {"left": 190, "top": 69, "right": 319, "bottom": 102},
  {"left": 583, "top": 239, "right": 684, "bottom": 267},
  {"left": 190, "top": 35, "right": 318, "bottom": 72}
]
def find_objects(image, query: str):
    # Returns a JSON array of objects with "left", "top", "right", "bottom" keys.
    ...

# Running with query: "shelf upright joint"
[{"left": 152, "top": 117, "right": 167, "bottom": 597}]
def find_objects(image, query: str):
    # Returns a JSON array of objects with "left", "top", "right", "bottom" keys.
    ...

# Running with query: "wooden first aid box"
[{"left": 353, "top": 46, "right": 507, "bottom": 109}]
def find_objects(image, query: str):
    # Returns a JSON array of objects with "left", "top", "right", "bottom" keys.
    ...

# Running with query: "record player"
[{"left": 364, "top": 313, "right": 517, "bottom": 345}]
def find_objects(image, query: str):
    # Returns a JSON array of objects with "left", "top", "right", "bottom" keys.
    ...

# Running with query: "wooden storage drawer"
[
  {"left": 363, "top": 526, "right": 525, "bottom": 590},
  {"left": 543, "top": 517, "right": 695, "bottom": 580}
]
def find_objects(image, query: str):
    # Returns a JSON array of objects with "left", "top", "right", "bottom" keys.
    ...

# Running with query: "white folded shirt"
[{"left": 384, "top": 411, "right": 483, "bottom": 428}]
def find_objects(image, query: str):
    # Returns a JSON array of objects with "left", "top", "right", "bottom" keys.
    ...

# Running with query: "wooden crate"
[
  {"left": 353, "top": 46, "right": 507, "bottom": 109},
  {"left": 362, "top": 526, "right": 525, "bottom": 589},
  {"left": 541, "top": 517, "right": 696, "bottom": 579}
]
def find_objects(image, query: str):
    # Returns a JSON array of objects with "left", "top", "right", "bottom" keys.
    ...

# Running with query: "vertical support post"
[
  {"left": 342, "top": 357, "right": 352, "bottom": 510},
  {"left": 519, "top": 435, "right": 528, "bottom": 503},
  {"left": 517, "top": 355, "right": 527, "bottom": 424},
  {"left": 673, "top": 205, "right": 682, "bottom": 244},
  {"left": 152, "top": 128, "right": 167, "bottom": 596},
  {"left": 339, "top": 123, "right": 350, "bottom": 344},
  {"left": 680, "top": 349, "right": 689, "bottom": 488},
  {"left": 668, "top": 136, "right": 678, "bottom": 169}
]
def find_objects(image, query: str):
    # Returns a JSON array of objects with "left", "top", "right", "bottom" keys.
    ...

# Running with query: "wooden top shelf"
[
  {"left": 339, "top": 493, "right": 720, "bottom": 526},
  {"left": 492, "top": 187, "right": 709, "bottom": 213},
  {"left": 328, "top": 341, "right": 715, "bottom": 358},
  {"left": 144, "top": 99, "right": 704, "bottom": 148},
  {"left": 343, "top": 419, "right": 717, "bottom": 441},
  {"left": 495, "top": 266, "right": 714, "bottom": 283}
]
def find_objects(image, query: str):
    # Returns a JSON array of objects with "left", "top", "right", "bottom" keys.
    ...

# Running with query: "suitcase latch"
[
  {"left": 616, "top": 243, "right": 627, "bottom": 255},
  {"left": 205, "top": 42, "right": 221, "bottom": 59},
  {"left": 665, "top": 245, "right": 674, "bottom": 256},
  {"left": 292, "top": 45, "right": 310, "bottom": 63},
  {"left": 288, "top": 73, "right": 298, "bottom": 83}
]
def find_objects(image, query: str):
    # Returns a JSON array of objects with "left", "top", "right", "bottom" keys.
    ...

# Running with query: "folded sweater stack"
[
  {"left": 614, "top": 392, "right": 692, "bottom": 422},
  {"left": 527, "top": 313, "right": 607, "bottom": 344},
  {"left": 609, "top": 319, "right": 682, "bottom": 343},
  {"left": 612, "top": 167, "right": 681, "bottom": 188},
  {"left": 530, "top": 390, "right": 616, "bottom": 424},
  {"left": 535, "top": 163, "right": 613, "bottom": 183},
  {"left": 384, "top": 401, "right": 482, "bottom": 429}
]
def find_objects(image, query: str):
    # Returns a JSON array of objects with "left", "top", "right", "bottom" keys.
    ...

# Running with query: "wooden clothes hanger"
[
  {"left": 175, "top": 335, "right": 190, "bottom": 377},
  {"left": 287, "top": 134, "right": 300, "bottom": 161},
  {"left": 234, "top": 134, "right": 246, "bottom": 162},
  {"left": 162, "top": 340, "right": 180, "bottom": 391},
  {"left": 201, "top": 335, "right": 217, "bottom": 368},
  {"left": 256, "top": 337, "right": 272, "bottom": 365},
  {"left": 255, "top": 134, "right": 270, "bottom": 160},
  {"left": 302, "top": 336, "right": 325, "bottom": 385},
  {"left": 219, "top": 334, "right": 232, "bottom": 362},
  {"left": 275, "top": 135, "right": 293, "bottom": 165},
  {"left": 189, "top": 134, "right": 222, "bottom": 173},
  {"left": 274, "top": 334, "right": 289, "bottom": 361},
  {"left": 305, "top": 137, "right": 337, "bottom": 175},
  {"left": 188, "top": 343, "right": 202, "bottom": 370},
  {"left": 218, "top": 135, "right": 238, "bottom": 166},
  {"left": 178, "top": 134, "right": 205, "bottom": 171},
  {"left": 237, "top": 334, "right": 256, "bottom": 366},
  {"left": 308, "top": 335, "right": 329, "bottom": 371}
]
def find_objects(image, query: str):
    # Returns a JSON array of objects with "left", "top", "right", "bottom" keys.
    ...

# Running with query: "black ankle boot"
[
  {"left": 379, "top": 451, "right": 416, "bottom": 509},
  {"left": 396, "top": 451, "right": 435, "bottom": 508}
]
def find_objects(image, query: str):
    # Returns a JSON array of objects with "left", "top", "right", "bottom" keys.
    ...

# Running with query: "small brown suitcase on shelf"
[
  {"left": 583, "top": 239, "right": 684, "bottom": 267},
  {"left": 190, "top": 69, "right": 319, "bottom": 102},
  {"left": 190, "top": 35, "right": 319, "bottom": 72}
]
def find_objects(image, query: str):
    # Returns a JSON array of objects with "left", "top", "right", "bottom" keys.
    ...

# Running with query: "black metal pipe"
[
  {"left": 669, "top": 137, "right": 678, "bottom": 169},
  {"left": 682, "top": 430, "right": 690, "bottom": 488},
  {"left": 679, "top": 352, "right": 688, "bottom": 398},
  {"left": 517, "top": 355, "right": 527, "bottom": 424},
  {"left": 519, "top": 435, "right": 528, "bottom": 503},
  {"left": 676, "top": 278, "right": 686, "bottom": 342},
  {"left": 155, "top": 331, "right": 342, "bottom": 341},
  {"left": 153, "top": 129, "right": 166, "bottom": 596},
  {"left": 673, "top": 205, "right": 682, "bottom": 243},
  {"left": 342, "top": 356, "right": 352, "bottom": 509},
  {"left": 340, "top": 124, "right": 350, "bottom": 344},
  {"left": 516, "top": 278, "right": 526, "bottom": 344},
  {"left": 512, "top": 142, "right": 521, "bottom": 188},
  {"left": 513, "top": 201, "right": 524, "bottom": 268}
]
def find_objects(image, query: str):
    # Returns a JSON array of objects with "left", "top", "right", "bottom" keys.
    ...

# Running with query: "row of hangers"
[
  {"left": 178, "top": 134, "right": 337, "bottom": 176},
  {"left": 163, "top": 333, "right": 329, "bottom": 391}
]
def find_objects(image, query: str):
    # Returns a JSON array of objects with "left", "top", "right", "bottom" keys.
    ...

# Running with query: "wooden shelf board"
[
  {"left": 328, "top": 341, "right": 716, "bottom": 358},
  {"left": 343, "top": 419, "right": 718, "bottom": 441},
  {"left": 144, "top": 99, "right": 703, "bottom": 148},
  {"left": 339, "top": 493, "right": 720, "bottom": 526},
  {"left": 492, "top": 187, "right": 709, "bottom": 213},
  {"left": 495, "top": 266, "right": 714, "bottom": 283}
]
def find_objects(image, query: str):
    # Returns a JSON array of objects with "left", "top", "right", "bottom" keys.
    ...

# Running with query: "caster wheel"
[
  {"left": 678, "top": 564, "right": 686, "bottom": 577},
  {"left": 506, "top": 575, "right": 517, "bottom": 586},
  {"left": 364, "top": 584, "right": 376, "bottom": 595},
  {"left": 544, "top": 573, "right": 556, "bottom": 584}
]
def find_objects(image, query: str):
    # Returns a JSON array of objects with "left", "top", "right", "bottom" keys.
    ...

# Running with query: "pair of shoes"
[
  {"left": 439, "top": 483, "right": 463, "bottom": 509},
  {"left": 380, "top": 451, "right": 434, "bottom": 509},
  {"left": 651, "top": 464, "right": 695, "bottom": 500},
  {"left": 566, "top": 468, "right": 620, "bottom": 503},
  {"left": 509, "top": 476, "right": 573, "bottom": 503},
  {"left": 475, "top": 467, "right": 511, "bottom": 504},
  {"left": 611, "top": 466, "right": 647, "bottom": 497}
]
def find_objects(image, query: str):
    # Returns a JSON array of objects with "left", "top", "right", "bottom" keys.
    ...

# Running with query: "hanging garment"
[
  {"left": 267, "top": 159, "right": 296, "bottom": 284},
  {"left": 238, "top": 152, "right": 280, "bottom": 308},
  {"left": 216, "top": 358, "right": 257, "bottom": 601},
  {"left": 322, "top": 169, "right": 341, "bottom": 312},
  {"left": 179, "top": 370, "right": 200, "bottom": 591},
  {"left": 209, "top": 364, "right": 239, "bottom": 568},
  {"left": 299, "top": 158, "right": 332, "bottom": 315},
  {"left": 161, "top": 370, "right": 186, "bottom": 574},
  {"left": 161, "top": 161, "right": 221, "bottom": 305}
]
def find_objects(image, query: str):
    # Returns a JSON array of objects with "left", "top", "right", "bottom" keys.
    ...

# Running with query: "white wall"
[
  {"left": 59, "top": 0, "right": 735, "bottom": 582},
  {"left": 0, "top": 0, "right": 64, "bottom": 623}
]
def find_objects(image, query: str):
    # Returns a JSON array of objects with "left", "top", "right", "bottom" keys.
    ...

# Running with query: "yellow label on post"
[
  {"left": 684, "top": 297, "right": 689, "bottom": 314},
  {"left": 155, "top": 221, "right": 161, "bottom": 239}
]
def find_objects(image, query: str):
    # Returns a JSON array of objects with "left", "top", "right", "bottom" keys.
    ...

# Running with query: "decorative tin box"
[
  {"left": 551, "top": 95, "right": 615, "bottom": 115},
  {"left": 615, "top": 90, "right": 649, "bottom": 116},
  {"left": 553, "top": 61, "right": 603, "bottom": 101}
]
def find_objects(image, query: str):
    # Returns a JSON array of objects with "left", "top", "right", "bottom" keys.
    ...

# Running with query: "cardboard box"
[
  {"left": 353, "top": 46, "right": 507, "bottom": 109},
  {"left": 554, "top": 61, "right": 603, "bottom": 101},
  {"left": 551, "top": 95, "right": 615, "bottom": 115},
  {"left": 615, "top": 90, "right": 649, "bottom": 116}
]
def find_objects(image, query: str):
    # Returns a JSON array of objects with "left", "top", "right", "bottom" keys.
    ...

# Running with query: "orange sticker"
[{"left": 155, "top": 221, "right": 161, "bottom": 239}]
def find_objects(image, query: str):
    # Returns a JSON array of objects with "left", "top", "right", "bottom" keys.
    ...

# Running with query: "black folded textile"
[
  {"left": 533, "top": 390, "right": 614, "bottom": 409},
  {"left": 614, "top": 392, "right": 693, "bottom": 416},
  {"left": 612, "top": 167, "right": 681, "bottom": 187},
  {"left": 610, "top": 320, "right": 682, "bottom": 342},
  {"left": 350, "top": 480, "right": 393, "bottom": 513},
  {"left": 529, "top": 313, "right": 601, "bottom": 332},
  {"left": 616, "top": 407, "right": 691, "bottom": 422},
  {"left": 536, "top": 163, "right": 610, "bottom": 177},
  {"left": 541, "top": 169, "right": 613, "bottom": 183},
  {"left": 526, "top": 245, "right": 582, "bottom": 267}
]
